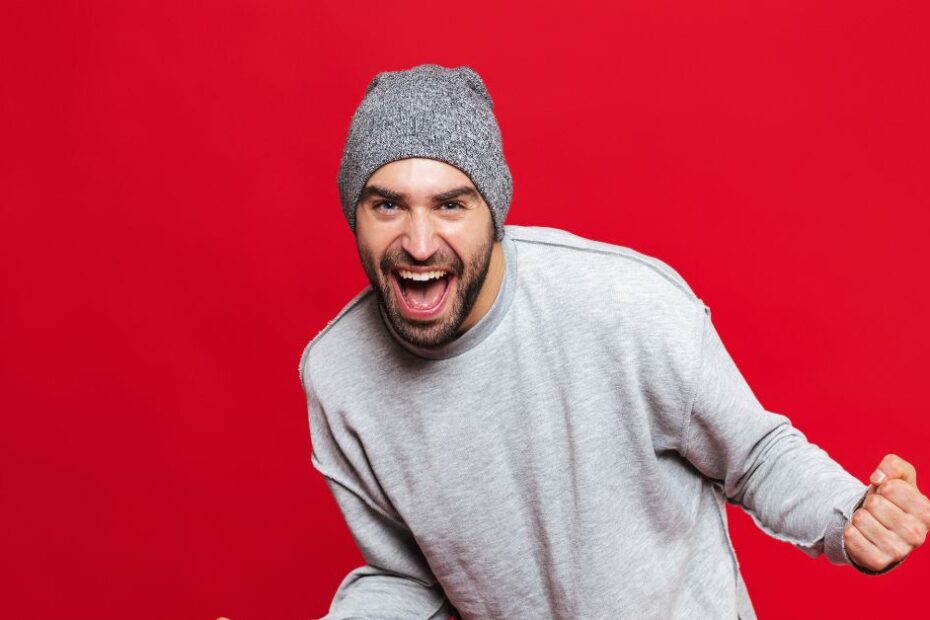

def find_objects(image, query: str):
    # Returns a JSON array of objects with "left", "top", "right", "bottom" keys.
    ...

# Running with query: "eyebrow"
[{"left": 358, "top": 184, "right": 479, "bottom": 204}]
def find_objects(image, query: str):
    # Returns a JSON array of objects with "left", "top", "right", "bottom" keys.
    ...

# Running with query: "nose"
[{"left": 401, "top": 208, "right": 440, "bottom": 262}]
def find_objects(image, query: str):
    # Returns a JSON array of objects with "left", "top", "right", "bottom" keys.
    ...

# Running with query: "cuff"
[{"left": 824, "top": 484, "right": 868, "bottom": 565}]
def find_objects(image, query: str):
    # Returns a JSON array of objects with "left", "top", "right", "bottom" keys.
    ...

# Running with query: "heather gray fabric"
[
  {"left": 299, "top": 225, "right": 881, "bottom": 619},
  {"left": 336, "top": 63, "right": 513, "bottom": 240}
]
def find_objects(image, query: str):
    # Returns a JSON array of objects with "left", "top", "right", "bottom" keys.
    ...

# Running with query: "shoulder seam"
[
  {"left": 509, "top": 236, "right": 698, "bottom": 301},
  {"left": 298, "top": 287, "right": 374, "bottom": 388},
  {"left": 312, "top": 445, "right": 415, "bottom": 532}
]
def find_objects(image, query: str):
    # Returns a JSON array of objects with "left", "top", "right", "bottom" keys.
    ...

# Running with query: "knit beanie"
[{"left": 337, "top": 63, "right": 513, "bottom": 241}]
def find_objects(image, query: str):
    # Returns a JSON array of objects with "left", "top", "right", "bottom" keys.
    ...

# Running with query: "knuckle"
[
  {"left": 896, "top": 521, "right": 914, "bottom": 540},
  {"left": 918, "top": 496, "right": 930, "bottom": 527},
  {"left": 853, "top": 510, "right": 867, "bottom": 527},
  {"left": 866, "top": 555, "right": 888, "bottom": 571},
  {"left": 865, "top": 495, "right": 881, "bottom": 510},
  {"left": 891, "top": 540, "right": 912, "bottom": 560},
  {"left": 901, "top": 522, "right": 923, "bottom": 546},
  {"left": 910, "top": 519, "right": 929, "bottom": 544},
  {"left": 874, "top": 550, "right": 893, "bottom": 570},
  {"left": 920, "top": 499, "right": 930, "bottom": 524},
  {"left": 884, "top": 478, "right": 905, "bottom": 493}
]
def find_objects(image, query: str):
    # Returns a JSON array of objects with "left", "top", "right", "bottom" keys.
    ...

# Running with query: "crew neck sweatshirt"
[{"left": 299, "top": 224, "right": 887, "bottom": 619}]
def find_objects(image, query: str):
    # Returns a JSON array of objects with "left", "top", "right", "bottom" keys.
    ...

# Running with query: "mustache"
[{"left": 380, "top": 248, "right": 464, "bottom": 275}]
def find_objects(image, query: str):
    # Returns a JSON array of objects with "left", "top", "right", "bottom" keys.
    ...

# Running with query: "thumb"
[{"left": 870, "top": 453, "right": 917, "bottom": 486}]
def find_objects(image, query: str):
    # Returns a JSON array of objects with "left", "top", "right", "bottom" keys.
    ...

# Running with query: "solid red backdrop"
[{"left": 1, "top": 1, "right": 928, "bottom": 618}]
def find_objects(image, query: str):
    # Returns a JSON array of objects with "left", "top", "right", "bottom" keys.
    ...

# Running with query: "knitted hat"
[{"left": 337, "top": 63, "right": 513, "bottom": 241}]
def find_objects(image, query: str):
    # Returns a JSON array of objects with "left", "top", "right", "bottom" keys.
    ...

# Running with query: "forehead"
[{"left": 364, "top": 157, "right": 477, "bottom": 196}]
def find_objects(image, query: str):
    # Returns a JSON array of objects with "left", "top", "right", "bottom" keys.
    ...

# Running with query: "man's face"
[{"left": 355, "top": 158, "right": 496, "bottom": 349}]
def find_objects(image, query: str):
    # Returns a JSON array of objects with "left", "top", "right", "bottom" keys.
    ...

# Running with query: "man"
[{"left": 299, "top": 63, "right": 929, "bottom": 619}]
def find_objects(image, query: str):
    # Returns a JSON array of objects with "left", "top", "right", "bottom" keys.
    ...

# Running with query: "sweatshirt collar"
[{"left": 378, "top": 229, "right": 517, "bottom": 360}]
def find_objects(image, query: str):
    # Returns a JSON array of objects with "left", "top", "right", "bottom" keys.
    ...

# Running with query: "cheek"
[
  {"left": 457, "top": 230, "right": 494, "bottom": 267},
  {"left": 443, "top": 226, "right": 492, "bottom": 262},
  {"left": 357, "top": 232, "right": 391, "bottom": 263},
  {"left": 356, "top": 243, "right": 381, "bottom": 279},
  {"left": 356, "top": 217, "right": 400, "bottom": 253}
]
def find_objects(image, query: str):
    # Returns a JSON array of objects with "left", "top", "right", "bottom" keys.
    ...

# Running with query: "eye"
[
  {"left": 439, "top": 202, "right": 464, "bottom": 211},
  {"left": 373, "top": 201, "right": 400, "bottom": 213}
]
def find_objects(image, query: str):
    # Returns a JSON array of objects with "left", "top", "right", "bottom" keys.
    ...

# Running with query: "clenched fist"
[{"left": 844, "top": 453, "right": 930, "bottom": 573}]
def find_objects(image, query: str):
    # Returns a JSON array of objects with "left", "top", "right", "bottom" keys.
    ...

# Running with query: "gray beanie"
[{"left": 337, "top": 63, "right": 513, "bottom": 241}]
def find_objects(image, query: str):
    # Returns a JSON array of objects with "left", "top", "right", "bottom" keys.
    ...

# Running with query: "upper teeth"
[{"left": 399, "top": 270, "right": 447, "bottom": 281}]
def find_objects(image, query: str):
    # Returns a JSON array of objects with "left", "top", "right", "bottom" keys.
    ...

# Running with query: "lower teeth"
[{"left": 400, "top": 275, "right": 448, "bottom": 309}]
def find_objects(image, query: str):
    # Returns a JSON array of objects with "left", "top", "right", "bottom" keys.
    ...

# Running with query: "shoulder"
[
  {"left": 504, "top": 224, "right": 702, "bottom": 310},
  {"left": 506, "top": 224, "right": 708, "bottom": 366},
  {"left": 297, "top": 286, "right": 379, "bottom": 394},
  {"left": 505, "top": 225, "right": 708, "bottom": 438}
]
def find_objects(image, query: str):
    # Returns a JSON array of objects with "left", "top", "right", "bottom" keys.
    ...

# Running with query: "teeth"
[{"left": 398, "top": 270, "right": 447, "bottom": 281}]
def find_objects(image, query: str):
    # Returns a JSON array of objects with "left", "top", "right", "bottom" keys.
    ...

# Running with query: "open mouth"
[{"left": 389, "top": 268, "right": 455, "bottom": 320}]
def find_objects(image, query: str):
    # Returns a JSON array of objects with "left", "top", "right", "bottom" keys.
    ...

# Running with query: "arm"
[
  {"left": 680, "top": 304, "right": 892, "bottom": 574},
  {"left": 302, "top": 373, "right": 456, "bottom": 619},
  {"left": 314, "top": 471, "right": 457, "bottom": 619}
]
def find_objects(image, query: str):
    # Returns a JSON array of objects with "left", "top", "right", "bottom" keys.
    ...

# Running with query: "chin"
[{"left": 386, "top": 303, "right": 464, "bottom": 349}]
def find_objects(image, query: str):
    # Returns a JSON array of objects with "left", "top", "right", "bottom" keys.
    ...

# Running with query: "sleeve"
[
  {"left": 302, "top": 369, "right": 458, "bottom": 619},
  {"left": 680, "top": 303, "right": 901, "bottom": 575}
]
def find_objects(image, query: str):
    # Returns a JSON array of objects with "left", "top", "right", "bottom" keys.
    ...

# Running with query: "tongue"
[{"left": 404, "top": 277, "right": 447, "bottom": 309}]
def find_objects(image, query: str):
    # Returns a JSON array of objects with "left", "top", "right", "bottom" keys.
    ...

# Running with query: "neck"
[{"left": 458, "top": 240, "right": 504, "bottom": 334}]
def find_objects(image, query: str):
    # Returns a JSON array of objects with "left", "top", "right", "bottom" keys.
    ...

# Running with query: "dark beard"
[{"left": 358, "top": 231, "right": 495, "bottom": 349}]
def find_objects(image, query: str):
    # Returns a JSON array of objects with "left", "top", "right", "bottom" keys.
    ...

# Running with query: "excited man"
[{"left": 299, "top": 64, "right": 929, "bottom": 619}]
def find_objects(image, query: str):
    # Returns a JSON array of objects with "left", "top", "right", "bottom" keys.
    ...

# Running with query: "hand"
[{"left": 843, "top": 453, "right": 930, "bottom": 572}]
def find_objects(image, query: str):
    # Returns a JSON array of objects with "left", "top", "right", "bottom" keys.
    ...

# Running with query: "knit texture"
[
  {"left": 299, "top": 225, "right": 880, "bottom": 619},
  {"left": 337, "top": 63, "right": 513, "bottom": 240}
]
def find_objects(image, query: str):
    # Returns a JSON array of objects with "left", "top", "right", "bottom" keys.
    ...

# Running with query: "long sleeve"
[
  {"left": 681, "top": 304, "right": 899, "bottom": 575},
  {"left": 302, "top": 372, "right": 457, "bottom": 619}
]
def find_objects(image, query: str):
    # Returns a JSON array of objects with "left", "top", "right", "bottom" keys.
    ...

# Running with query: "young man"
[{"left": 299, "top": 63, "right": 928, "bottom": 619}]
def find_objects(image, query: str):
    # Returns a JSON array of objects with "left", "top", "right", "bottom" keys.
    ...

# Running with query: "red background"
[{"left": 2, "top": 1, "right": 928, "bottom": 618}]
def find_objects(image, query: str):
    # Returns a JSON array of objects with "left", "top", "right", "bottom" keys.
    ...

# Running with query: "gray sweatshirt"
[{"left": 299, "top": 224, "right": 880, "bottom": 619}]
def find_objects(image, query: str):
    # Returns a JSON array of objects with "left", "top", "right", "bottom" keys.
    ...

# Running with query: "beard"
[{"left": 358, "top": 229, "right": 495, "bottom": 350}]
